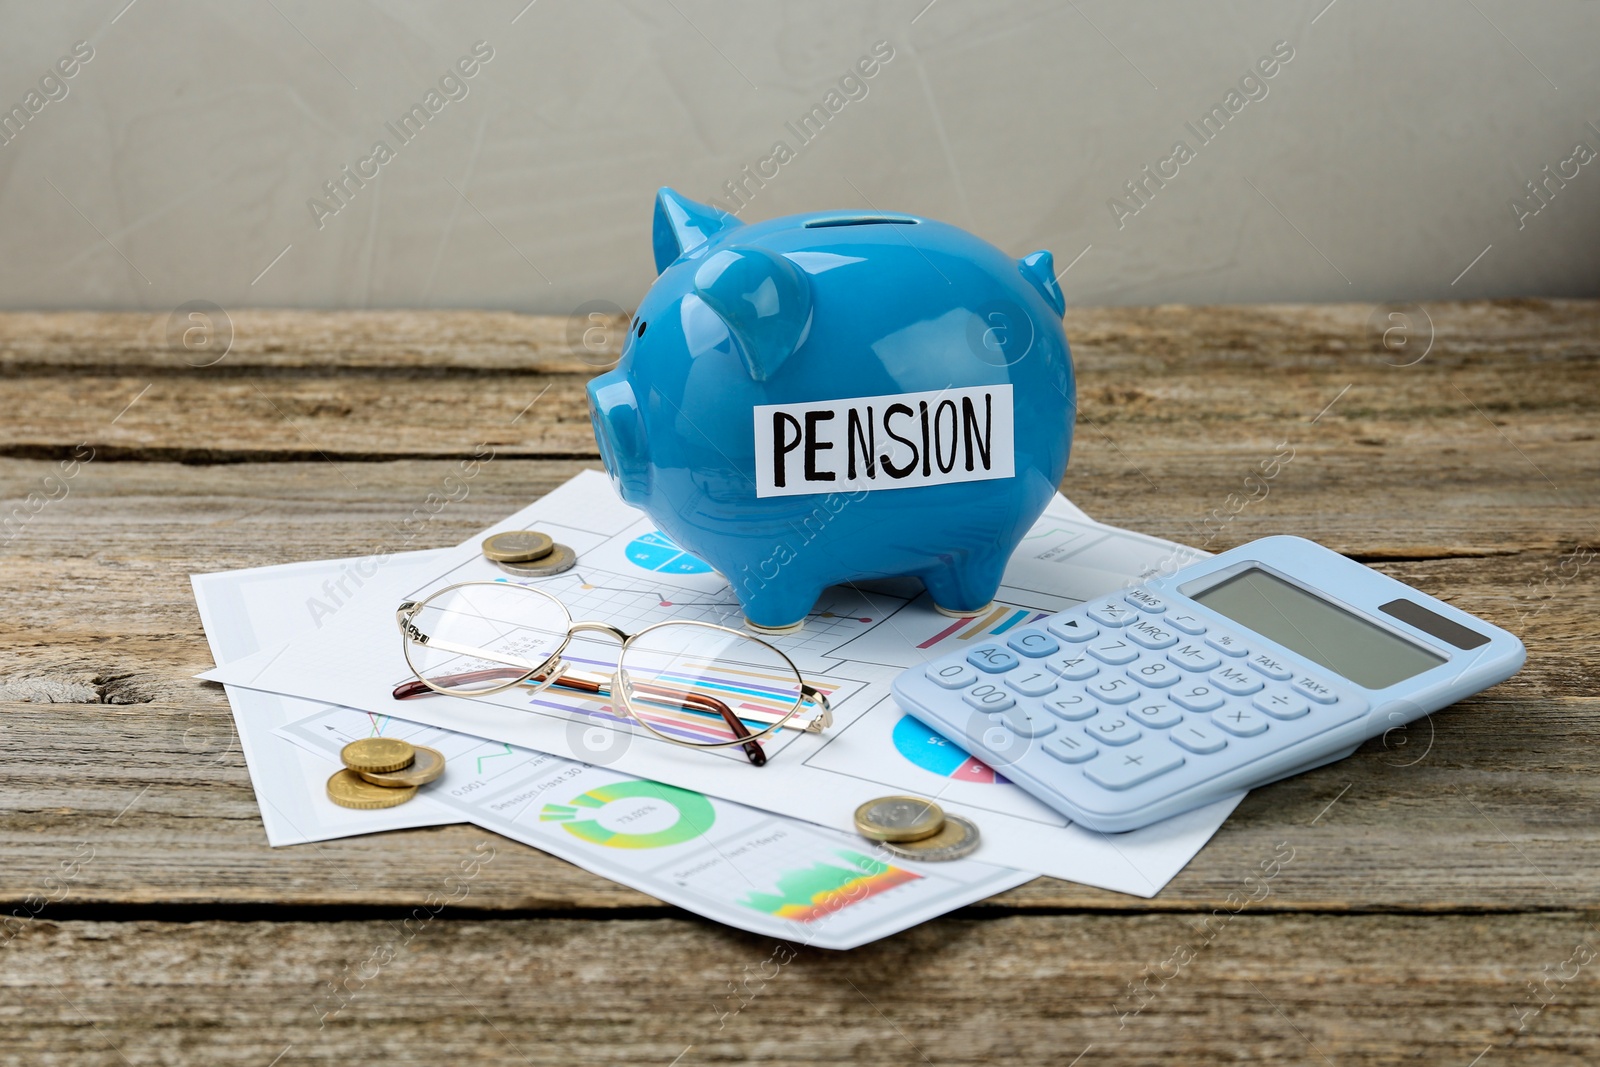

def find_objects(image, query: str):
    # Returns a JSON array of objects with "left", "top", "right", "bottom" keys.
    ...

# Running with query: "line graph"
[{"left": 477, "top": 743, "right": 513, "bottom": 774}]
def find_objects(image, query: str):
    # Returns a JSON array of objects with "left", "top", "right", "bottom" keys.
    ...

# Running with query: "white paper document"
[
  {"left": 204, "top": 470, "right": 1239, "bottom": 894},
  {"left": 274, "top": 701, "right": 1029, "bottom": 949},
  {"left": 195, "top": 548, "right": 1029, "bottom": 948},
  {"left": 192, "top": 554, "right": 462, "bottom": 846}
]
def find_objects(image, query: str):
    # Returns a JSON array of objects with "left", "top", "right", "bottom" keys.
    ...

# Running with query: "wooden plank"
[
  {"left": 0, "top": 309, "right": 627, "bottom": 372},
  {"left": 6, "top": 355, "right": 1598, "bottom": 462},
  {"left": 2, "top": 301, "right": 1596, "bottom": 463},
  {"left": 1, "top": 300, "right": 1594, "bottom": 371},
  {"left": 3, "top": 444, "right": 1591, "bottom": 682},
  {"left": 0, "top": 913, "right": 1594, "bottom": 1065},
  {"left": 1, "top": 691, "right": 1594, "bottom": 912}
]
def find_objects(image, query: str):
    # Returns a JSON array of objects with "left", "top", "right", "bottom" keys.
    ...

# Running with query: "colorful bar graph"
[{"left": 916, "top": 607, "right": 1050, "bottom": 649}]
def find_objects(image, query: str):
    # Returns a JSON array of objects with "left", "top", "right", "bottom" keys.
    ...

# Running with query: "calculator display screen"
[{"left": 1190, "top": 568, "right": 1446, "bottom": 688}]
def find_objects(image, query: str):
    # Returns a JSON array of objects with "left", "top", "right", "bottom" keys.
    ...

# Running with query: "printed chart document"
[
  {"left": 192, "top": 554, "right": 461, "bottom": 846},
  {"left": 195, "top": 550, "right": 1029, "bottom": 949},
  {"left": 205, "top": 470, "right": 1240, "bottom": 894},
  {"left": 274, "top": 703, "right": 1028, "bottom": 949}
]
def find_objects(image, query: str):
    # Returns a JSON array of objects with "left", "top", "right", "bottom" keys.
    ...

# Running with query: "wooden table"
[{"left": 2, "top": 301, "right": 1595, "bottom": 1065}]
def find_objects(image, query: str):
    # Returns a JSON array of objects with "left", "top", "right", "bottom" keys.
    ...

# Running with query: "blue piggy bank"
[{"left": 587, "top": 188, "right": 1075, "bottom": 631}]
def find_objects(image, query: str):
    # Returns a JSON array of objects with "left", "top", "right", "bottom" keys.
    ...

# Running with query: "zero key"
[{"left": 925, "top": 661, "right": 977, "bottom": 689}]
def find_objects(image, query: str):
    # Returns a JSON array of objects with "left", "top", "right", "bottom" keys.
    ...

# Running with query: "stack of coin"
[
  {"left": 326, "top": 737, "right": 447, "bottom": 810},
  {"left": 853, "top": 795, "right": 981, "bottom": 861},
  {"left": 481, "top": 529, "right": 577, "bottom": 577}
]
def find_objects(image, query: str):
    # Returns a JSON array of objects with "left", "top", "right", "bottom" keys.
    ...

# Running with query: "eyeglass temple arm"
[
  {"left": 389, "top": 667, "right": 768, "bottom": 767},
  {"left": 625, "top": 678, "right": 766, "bottom": 767}
]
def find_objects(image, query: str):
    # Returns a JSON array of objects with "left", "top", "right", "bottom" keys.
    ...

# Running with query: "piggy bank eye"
[{"left": 634, "top": 319, "right": 648, "bottom": 338}]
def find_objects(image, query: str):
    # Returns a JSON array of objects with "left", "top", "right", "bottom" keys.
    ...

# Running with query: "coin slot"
[{"left": 802, "top": 216, "right": 919, "bottom": 228}]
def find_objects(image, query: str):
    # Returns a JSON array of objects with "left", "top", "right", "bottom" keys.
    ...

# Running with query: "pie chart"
[
  {"left": 891, "top": 715, "right": 1009, "bottom": 785},
  {"left": 539, "top": 781, "right": 715, "bottom": 849},
  {"left": 625, "top": 531, "right": 712, "bottom": 575}
]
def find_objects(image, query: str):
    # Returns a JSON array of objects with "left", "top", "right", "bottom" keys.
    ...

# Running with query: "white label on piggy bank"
[{"left": 752, "top": 385, "right": 1014, "bottom": 498}]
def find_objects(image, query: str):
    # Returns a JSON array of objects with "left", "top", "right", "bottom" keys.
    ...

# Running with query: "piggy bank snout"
[{"left": 587, "top": 375, "right": 650, "bottom": 504}]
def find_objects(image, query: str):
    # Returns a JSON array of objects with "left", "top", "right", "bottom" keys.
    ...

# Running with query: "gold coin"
[
  {"left": 340, "top": 737, "right": 416, "bottom": 774},
  {"left": 482, "top": 530, "right": 555, "bottom": 563},
  {"left": 879, "top": 814, "right": 981, "bottom": 862},
  {"left": 326, "top": 769, "right": 417, "bottom": 809},
  {"left": 492, "top": 543, "right": 577, "bottom": 577},
  {"left": 854, "top": 795, "right": 945, "bottom": 843},
  {"left": 357, "top": 745, "right": 446, "bottom": 788}
]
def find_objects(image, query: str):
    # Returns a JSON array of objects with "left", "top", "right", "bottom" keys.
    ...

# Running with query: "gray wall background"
[{"left": 1, "top": 0, "right": 1596, "bottom": 314}]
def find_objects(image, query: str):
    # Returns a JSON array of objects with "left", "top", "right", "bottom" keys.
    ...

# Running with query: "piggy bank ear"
[
  {"left": 653, "top": 188, "right": 741, "bottom": 273},
  {"left": 1019, "top": 250, "right": 1066, "bottom": 317},
  {"left": 693, "top": 247, "right": 813, "bottom": 382}
]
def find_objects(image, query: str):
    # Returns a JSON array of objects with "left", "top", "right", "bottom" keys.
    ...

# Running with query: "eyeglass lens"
[
  {"left": 403, "top": 582, "right": 571, "bottom": 695},
  {"left": 617, "top": 622, "right": 804, "bottom": 747}
]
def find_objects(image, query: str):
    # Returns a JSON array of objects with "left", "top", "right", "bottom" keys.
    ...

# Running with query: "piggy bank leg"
[
  {"left": 920, "top": 552, "right": 1009, "bottom": 618},
  {"left": 739, "top": 582, "right": 823, "bottom": 635}
]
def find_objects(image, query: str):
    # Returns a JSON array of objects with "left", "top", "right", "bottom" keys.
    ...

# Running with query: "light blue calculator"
[{"left": 891, "top": 536, "right": 1525, "bottom": 832}]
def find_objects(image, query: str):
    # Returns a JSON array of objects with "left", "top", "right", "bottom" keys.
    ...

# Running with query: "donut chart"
[
  {"left": 625, "top": 531, "right": 712, "bottom": 575},
  {"left": 540, "top": 780, "right": 715, "bottom": 849},
  {"left": 891, "top": 715, "right": 1009, "bottom": 785}
]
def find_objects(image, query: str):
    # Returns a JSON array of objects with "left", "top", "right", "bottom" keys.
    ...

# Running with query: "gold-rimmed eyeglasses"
[{"left": 391, "top": 581, "right": 832, "bottom": 766}]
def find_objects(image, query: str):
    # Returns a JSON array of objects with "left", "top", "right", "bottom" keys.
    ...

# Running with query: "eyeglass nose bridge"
[{"left": 567, "top": 620, "right": 630, "bottom": 643}]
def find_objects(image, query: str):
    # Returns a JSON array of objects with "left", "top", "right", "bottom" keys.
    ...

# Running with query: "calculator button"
[
  {"left": 1168, "top": 613, "right": 1207, "bottom": 635},
  {"left": 961, "top": 683, "right": 1015, "bottom": 713},
  {"left": 925, "top": 662, "right": 976, "bottom": 689},
  {"left": 1036, "top": 693, "right": 1099, "bottom": 721},
  {"left": 1044, "top": 651, "right": 1100, "bottom": 681},
  {"left": 1005, "top": 669, "right": 1058, "bottom": 698},
  {"left": 1212, "top": 706, "right": 1269, "bottom": 737},
  {"left": 1046, "top": 617, "right": 1099, "bottom": 643},
  {"left": 1005, "top": 628, "right": 1059, "bottom": 658},
  {"left": 1123, "top": 589, "right": 1166, "bottom": 613},
  {"left": 966, "top": 646, "right": 1018, "bottom": 674},
  {"left": 1086, "top": 637, "right": 1139, "bottom": 666},
  {"left": 992, "top": 704, "right": 1055, "bottom": 739},
  {"left": 1127, "top": 661, "right": 1182, "bottom": 688},
  {"left": 1291, "top": 674, "right": 1340, "bottom": 704},
  {"left": 1043, "top": 734, "right": 1098, "bottom": 764},
  {"left": 1084, "top": 743, "right": 1185, "bottom": 790},
  {"left": 1086, "top": 600, "right": 1137, "bottom": 627},
  {"left": 1167, "top": 641, "right": 1221, "bottom": 672},
  {"left": 1085, "top": 715, "right": 1142, "bottom": 746},
  {"left": 1247, "top": 653, "right": 1293, "bottom": 681},
  {"left": 1172, "top": 684, "right": 1225, "bottom": 712},
  {"left": 1126, "top": 618, "right": 1178, "bottom": 650},
  {"left": 1252, "top": 691, "right": 1310, "bottom": 720},
  {"left": 1210, "top": 665, "right": 1265, "bottom": 696},
  {"left": 1204, "top": 632, "right": 1250, "bottom": 658},
  {"left": 1127, "top": 700, "right": 1182, "bottom": 729},
  {"left": 1170, "top": 722, "right": 1228, "bottom": 754},
  {"left": 1086, "top": 676, "right": 1142, "bottom": 705}
]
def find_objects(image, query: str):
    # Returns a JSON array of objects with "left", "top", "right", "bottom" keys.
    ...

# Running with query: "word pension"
[{"left": 753, "top": 385, "right": 1014, "bottom": 498}]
